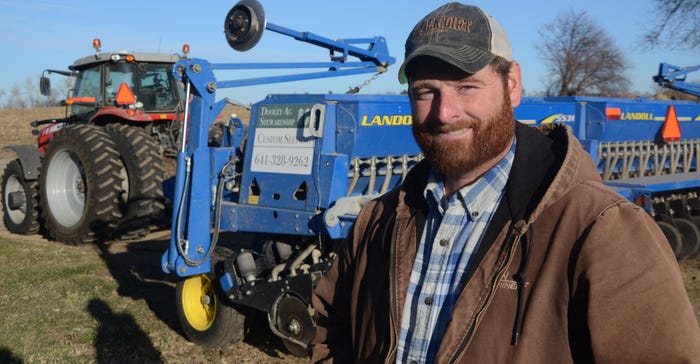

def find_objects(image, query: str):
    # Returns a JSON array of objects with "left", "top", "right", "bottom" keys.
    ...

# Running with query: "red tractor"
[{"left": 2, "top": 39, "right": 187, "bottom": 244}]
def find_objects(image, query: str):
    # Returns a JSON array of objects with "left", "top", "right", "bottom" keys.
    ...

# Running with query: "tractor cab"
[{"left": 40, "top": 38, "right": 185, "bottom": 123}]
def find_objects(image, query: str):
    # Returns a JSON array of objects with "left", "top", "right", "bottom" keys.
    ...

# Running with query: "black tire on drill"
[
  {"left": 657, "top": 220, "right": 683, "bottom": 258},
  {"left": 1, "top": 159, "right": 40, "bottom": 234},
  {"left": 688, "top": 216, "right": 700, "bottom": 258},
  {"left": 176, "top": 247, "right": 246, "bottom": 348},
  {"left": 105, "top": 124, "right": 165, "bottom": 240},
  {"left": 39, "top": 125, "right": 123, "bottom": 245},
  {"left": 673, "top": 217, "right": 700, "bottom": 261}
]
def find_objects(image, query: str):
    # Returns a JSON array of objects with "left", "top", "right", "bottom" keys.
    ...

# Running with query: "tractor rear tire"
[
  {"left": 105, "top": 125, "right": 165, "bottom": 240},
  {"left": 176, "top": 247, "right": 246, "bottom": 347},
  {"left": 39, "top": 125, "right": 123, "bottom": 245},
  {"left": 1, "top": 160, "right": 40, "bottom": 234}
]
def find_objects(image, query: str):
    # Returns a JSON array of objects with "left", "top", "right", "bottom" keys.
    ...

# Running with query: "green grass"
[
  {"left": 0, "top": 236, "right": 304, "bottom": 363},
  {"left": 0, "top": 238, "right": 152, "bottom": 363}
]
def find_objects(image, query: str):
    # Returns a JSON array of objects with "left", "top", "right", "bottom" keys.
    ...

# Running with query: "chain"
[{"left": 346, "top": 71, "right": 384, "bottom": 94}]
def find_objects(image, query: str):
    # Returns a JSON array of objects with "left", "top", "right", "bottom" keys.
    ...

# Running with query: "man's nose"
[{"left": 434, "top": 92, "right": 461, "bottom": 124}]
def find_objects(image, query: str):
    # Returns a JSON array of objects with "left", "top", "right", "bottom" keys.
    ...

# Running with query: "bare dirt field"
[{"left": 0, "top": 107, "right": 698, "bottom": 363}]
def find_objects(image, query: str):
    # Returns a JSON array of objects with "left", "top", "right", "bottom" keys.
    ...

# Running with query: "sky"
[{"left": 0, "top": 0, "right": 697, "bottom": 105}]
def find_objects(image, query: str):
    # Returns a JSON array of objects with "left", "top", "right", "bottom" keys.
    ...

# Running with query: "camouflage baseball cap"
[{"left": 399, "top": 3, "right": 512, "bottom": 84}]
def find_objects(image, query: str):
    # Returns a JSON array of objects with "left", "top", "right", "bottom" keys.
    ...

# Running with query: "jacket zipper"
[
  {"left": 447, "top": 221, "right": 527, "bottom": 362},
  {"left": 384, "top": 217, "right": 402, "bottom": 364},
  {"left": 512, "top": 224, "right": 533, "bottom": 345}
]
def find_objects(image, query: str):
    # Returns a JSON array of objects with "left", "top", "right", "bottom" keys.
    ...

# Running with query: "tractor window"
[
  {"left": 105, "top": 63, "right": 136, "bottom": 104},
  {"left": 71, "top": 67, "right": 101, "bottom": 117},
  {"left": 137, "top": 63, "right": 180, "bottom": 111}
]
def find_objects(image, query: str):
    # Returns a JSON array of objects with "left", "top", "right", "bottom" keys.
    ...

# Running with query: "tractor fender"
[{"left": 2, "top": 145, "right": 41, "bottom": 181}]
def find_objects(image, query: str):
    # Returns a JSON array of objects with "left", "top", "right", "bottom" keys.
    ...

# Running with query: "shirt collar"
[{"left": 424, "top": 138, "right": 516, "bottom": 215}]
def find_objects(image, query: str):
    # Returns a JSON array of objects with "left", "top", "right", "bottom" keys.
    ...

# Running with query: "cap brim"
[{"left": 398, "top": 44, "right": 495, "bottom": 84}]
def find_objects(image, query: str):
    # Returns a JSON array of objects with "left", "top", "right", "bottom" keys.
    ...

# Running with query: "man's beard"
[{"left": 412, "top": 93, "right": 515, "bottom": 177}]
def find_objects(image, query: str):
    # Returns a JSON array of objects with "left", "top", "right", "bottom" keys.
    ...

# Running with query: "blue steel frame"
[
  {"left": 162, "top": 21, "right": 395, "bottom": 277},
  {"left": 215, "top": 23, "right": 393, "bottom": 88},
  {"left": 654, "top": 63, "right": 700, "bottom": 98}
]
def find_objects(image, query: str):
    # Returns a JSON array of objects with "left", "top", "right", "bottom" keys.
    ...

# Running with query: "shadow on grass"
[
  {"left": 0, "top": 347, "right": 23, "bottom": 364},
  {"left": 87, "top": 299, "right": 164, "bottom": 363},
  {"left": 94, "top": 236, "right": 181, "bottom": 334},
  {"left": 93, "top": 232, "right": 301, "bottom": 359}
]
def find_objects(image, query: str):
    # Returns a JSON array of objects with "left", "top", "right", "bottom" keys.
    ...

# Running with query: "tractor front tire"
[
  {"left": 176, "top": 247, "right": 245, "bottom": 347},
  {"left": 39, "top": 125, "right": 123, "bottom": 245},
  {"left": 2, "top": 160, "right": 40, "bottom": 234}
]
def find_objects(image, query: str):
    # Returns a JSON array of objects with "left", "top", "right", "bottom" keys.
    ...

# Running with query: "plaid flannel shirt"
[{"left": 396, "top": 141, "right": 515, "bottom": 363}]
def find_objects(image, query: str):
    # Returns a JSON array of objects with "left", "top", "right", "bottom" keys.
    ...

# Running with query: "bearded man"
[{"left": 311, "top": 3, "right": 700, "bottom": 363}]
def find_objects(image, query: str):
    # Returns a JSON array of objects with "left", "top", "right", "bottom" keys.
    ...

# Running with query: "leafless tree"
[
  {"left": 23, "top": 78, "right": 40, "bottom": 108},
  {"left": 0, "top": 75, "right": 73, "bottom": 109},
  {"left": 643, "top": 0, "right": 700, "bottom": 50},
  {"left": 5, "top": 84, "right": 27, "bottom": 109},
  {"left": 537, "top": 9, "right": 631, "bottom": 97}
]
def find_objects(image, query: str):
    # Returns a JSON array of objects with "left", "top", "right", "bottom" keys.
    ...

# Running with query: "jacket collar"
[{"left": 399, "top": 122, "right": 571, "bottom": 222}]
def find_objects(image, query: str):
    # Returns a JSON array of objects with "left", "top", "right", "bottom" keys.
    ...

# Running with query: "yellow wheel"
[
  {"left": 180, "top": 275, "right": 217, "bottom": 331},
  {"left": 175, "top": 248, "right": 245, "bottom": 347}
]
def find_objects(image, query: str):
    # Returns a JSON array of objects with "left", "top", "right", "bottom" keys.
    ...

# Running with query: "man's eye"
[
  {"left": 458, "top": 85, "right": 476, "bottom": 92},
  {"left": 413, "top": 90, "right": 433, "bottom": 100}
]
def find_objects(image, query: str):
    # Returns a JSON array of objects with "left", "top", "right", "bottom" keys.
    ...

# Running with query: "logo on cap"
[{"left": 420, "top": 16, "right": 474, "bottom": 34}]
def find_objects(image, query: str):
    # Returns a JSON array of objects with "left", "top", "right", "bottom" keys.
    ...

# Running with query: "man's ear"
[{"left": 508, "top": 61, "right": 523, "bottom": 108}]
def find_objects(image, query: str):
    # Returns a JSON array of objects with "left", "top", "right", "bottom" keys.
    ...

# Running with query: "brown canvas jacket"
[{"left": 311, "top": 122, "right": 700, "bottom": 363}]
